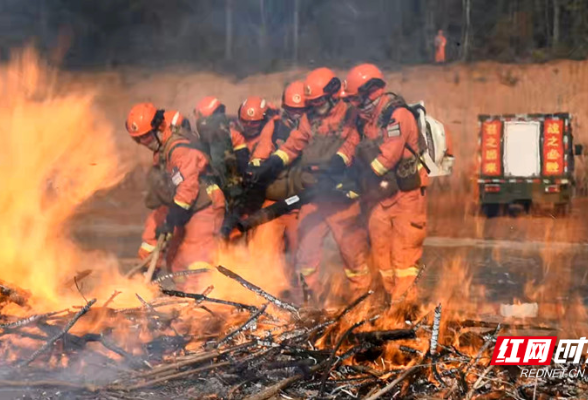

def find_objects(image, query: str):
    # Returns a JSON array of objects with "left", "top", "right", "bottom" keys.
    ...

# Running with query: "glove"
[
  {"left": 365, "top": 164, "right": 383, "bottom": 189},
  {"left": 324, "top": 154, "right": 347, "bottom": 183},
  {"left": 327, "top": 154, "right": 347, "bottom": 174},
  {"left": 245, "top": 155, "right": 284, "bottom": 186},
  {"left": 156, "top": 202, "right": 191, "bottom": 237}
]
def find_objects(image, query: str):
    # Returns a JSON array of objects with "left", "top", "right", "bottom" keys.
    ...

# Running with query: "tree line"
[{"left": 0, "top": 0, "right": 586, "bottom": 72}]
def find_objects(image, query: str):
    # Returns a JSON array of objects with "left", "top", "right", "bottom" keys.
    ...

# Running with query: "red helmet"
[
  {"left": 344, "top": 64, "right": 386, "bottom": 101},
  {"left": 125, "top": 102, "right": 158, "bottom": 137},
  {"left": 195, "top": 96, "right": 223, "bottom": 118},
  {"left": 238, "top": 96, "right": 268, "bottom": 122},
  {"left": 304, "top": 68, "right": 341, "bottom": 101},
  {"left": 282, "top": 81, "right": 306, "bottom": 109}
]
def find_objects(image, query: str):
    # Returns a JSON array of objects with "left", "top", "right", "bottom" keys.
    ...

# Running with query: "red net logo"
[{"left": 490, "top": 336, "right": 557, "bottom": 365}]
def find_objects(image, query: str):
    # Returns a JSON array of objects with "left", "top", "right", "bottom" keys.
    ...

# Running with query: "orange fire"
[{"left": 0, "top": 47, "right": 155, "bottom": 316}]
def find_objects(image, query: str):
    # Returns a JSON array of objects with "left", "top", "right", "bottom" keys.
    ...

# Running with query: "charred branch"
[
  {"left": 162, "top": 288, "right": 258, "bottom": 312},
  {"left": 18, "top": 298, "right": 97, "bottom": 367},
  {"left": 216, "top": 265, "right": 299, "bottom": 315},
  {"left": 350, "top": 329, "right": 416, "bottom": 345}
]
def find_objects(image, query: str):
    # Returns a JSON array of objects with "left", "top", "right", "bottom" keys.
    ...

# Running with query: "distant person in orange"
[
  {"left": 434, "top": 29, "right": 447, "bottom": 64},
  {"left": 126, "top": 103, "right": 224, "bottom": 288}
]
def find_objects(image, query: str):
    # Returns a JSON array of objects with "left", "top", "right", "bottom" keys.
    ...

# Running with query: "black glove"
[
  {"left": 324, "top": 154, "right": 347, "bottom": 182},
  {"left": 156, "top": 202, "right": 191, "bottom": 237},
  {"left": 327, "top": 154, "right": 347, "bottom": 174},
  {"left": 365, "top": 165, "right": 382, "bottom": 188},
  {"left": 234, "top": 148, "right": 250, "bottom": 176},
  {"left": 245, "top": 155, "right": 284, "bottom": 186}
]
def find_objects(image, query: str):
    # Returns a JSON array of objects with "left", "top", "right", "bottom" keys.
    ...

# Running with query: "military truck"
[{"left": 477, "top": 113, "right": 583, "bottom": 216}]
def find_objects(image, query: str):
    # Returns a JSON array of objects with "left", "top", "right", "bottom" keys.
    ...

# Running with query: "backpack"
[
  {"left": 381, "top": 94, "right": 454, "bottom": 178},
  {"left": 407, "top": 101, "right": 454, "bottom": 177}
]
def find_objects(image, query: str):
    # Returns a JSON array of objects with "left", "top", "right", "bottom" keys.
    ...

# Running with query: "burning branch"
[
  {"left": 216, "top": 303, "right": 269, "bottom": 347},
  {"left": 161, "top": 288, "right": 258, "bottom": 312},
  {"left": 216, "top": 265, "right": 299, "bottom": 315},
  {"left": 18, "top": 298, "right": 97, "bottom": 368},
  {"left": 150, "top": 269, "right": 210, "bottom": 285},
  {"left": 0, "top": 309, "right": 68, "bottom": 330}
]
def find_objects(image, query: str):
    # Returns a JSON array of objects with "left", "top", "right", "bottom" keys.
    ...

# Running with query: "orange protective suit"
[
  {"left": 139, "top": 111, "right": 225, "bottom": 287},
  {"left": 360, "top": 97, "right": 427, "bottom": 298},
  {"left": 434, "top": 31, "right": 447, "bottom": 63},
  {"left": 249, "top": 117, "right": 300, "bottom": 265},
  {"left": 273, "top": 101, "right": 370, "bottom": 295}
]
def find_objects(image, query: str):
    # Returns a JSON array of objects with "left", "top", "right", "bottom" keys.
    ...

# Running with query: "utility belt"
[
  {"left": 144, "top": 165, "right": 215, "bottom": 213},
  {"left": 356, "top": 139, "right": 421, "bottom": 202}
]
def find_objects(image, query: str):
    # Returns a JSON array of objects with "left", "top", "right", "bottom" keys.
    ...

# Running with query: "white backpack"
[{"left": 410, "top": 101, "right": 454, "bottom": 177}]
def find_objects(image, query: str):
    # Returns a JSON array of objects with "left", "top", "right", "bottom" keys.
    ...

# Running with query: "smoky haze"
[{"left": 0, "top": 0, "right": 586, "bottom": 75}]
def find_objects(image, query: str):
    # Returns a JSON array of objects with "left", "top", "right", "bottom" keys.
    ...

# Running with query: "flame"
[{"left": 0, "top": 48, "right": 154, "bottom": 315}]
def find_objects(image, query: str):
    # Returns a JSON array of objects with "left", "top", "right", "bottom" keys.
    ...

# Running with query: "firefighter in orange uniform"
[
  {"left": 344, "top": 64, "right": 428, "bottom": 301},
  {"left": 245, "top": 82, "right": 308, "bottom": 274},
  {"left": 126, "top": 103, "right": 224, "bottom": 287},
  {"left": 248, "top": 68, "right": 370, "bottom": 299},
  {"left": 434, "top": 30, "right": 447, "bottom": 64},
  {"left": 194, "top": 96, "right": 249, "bottom": 177}
]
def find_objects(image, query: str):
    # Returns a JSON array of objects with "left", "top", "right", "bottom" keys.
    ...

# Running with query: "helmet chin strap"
[{"left": 359, "top": 95, "right": 381, "bottom": 119}]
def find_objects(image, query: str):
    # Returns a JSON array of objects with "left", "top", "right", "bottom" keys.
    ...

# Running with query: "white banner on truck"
[{"left": 503, "top": 121, "right": 541, "bottom": 177}]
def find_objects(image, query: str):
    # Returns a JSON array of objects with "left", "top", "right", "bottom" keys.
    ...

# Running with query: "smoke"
[{"left": 0, "top": 0, "right": 455, "bottom": 73}]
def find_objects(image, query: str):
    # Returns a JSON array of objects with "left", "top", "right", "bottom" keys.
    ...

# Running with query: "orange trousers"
[
  {"left": 143, "top": 191, "right": 225, "bottom": 288},
  {"left": 368, "top": 189, "right": 427, "bottom": 297},
  {"left": 296, "top": 200, "right": 370, "bottom": 295},
  {"left": 435, "top": 48, "right": 446, "bottom": 63}
]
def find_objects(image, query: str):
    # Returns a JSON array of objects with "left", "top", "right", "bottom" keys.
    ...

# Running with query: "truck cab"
[{"left": 477, "top": 113, "right": 582, "bottom": 216}]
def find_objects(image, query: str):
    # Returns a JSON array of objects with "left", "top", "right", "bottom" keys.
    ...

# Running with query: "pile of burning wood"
[{"left": 0, "top": 267, "right": 586, "bottom": 399}]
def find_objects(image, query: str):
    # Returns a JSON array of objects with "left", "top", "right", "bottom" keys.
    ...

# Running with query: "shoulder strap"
[{"left": 160, "top": 133, "right": 201, "bottom": 166}]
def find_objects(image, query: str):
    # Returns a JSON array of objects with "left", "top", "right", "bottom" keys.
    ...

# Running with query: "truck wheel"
[{"left": 481, "top": 203, "right": 501, "bottom": 218}]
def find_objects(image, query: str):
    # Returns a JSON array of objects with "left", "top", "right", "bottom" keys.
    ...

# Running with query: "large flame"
[{"left": 0, "top": 48, "right": 153, "bottom": 314}]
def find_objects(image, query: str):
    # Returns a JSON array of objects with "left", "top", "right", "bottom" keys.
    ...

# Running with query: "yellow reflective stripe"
[
  {"left": 346, "top": 191, "right": 360, "bottom": 199},
  {"left": 344, "top": 265, "right": 369, "bottom": 278},
  {"left": 300, "top": 267, "right": 317, "bottom": 277},
  {"left": 174, "top": 199, "right": 191, "bottom": 210},
  {"left": 250, "top": 158, "right": 262, "bottom": 167},
  {"left": 187, "top": 261, "right": 213, "bottom": 270},
  {"left": 140, "top": 242, "right": 156, "bottom": 253},
  {"left": 336, "top": 152, "right": 350, "bottom": 166},
  {"left": 171, "top": 111, "right": 180, "bottom": 127},
  {"left": 395, "top": 266, "right": 420, "bottom": 278},
  {"left": 273, "top": 149, "right": 290, "bottom": 165},
  {"left": 206, "top": 184, "right": 220, "bottom": 195},
  {"left": 234, "top": 144, "right": 247, "bottom": 151},
  {"left": 379, "top": 269, "right": 395, "bottom": 278},
  {"left": 371, "top": 158, "right": 388, "bottom": 176}
]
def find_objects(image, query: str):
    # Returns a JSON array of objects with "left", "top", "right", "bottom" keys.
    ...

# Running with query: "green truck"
[{"left": 477, "top": 113, "right": 583, "bottom": 216}]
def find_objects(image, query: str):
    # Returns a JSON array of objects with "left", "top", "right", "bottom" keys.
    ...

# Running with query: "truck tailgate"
[{"left": 503, "top": 120, "right": 541, "bottom": 178}]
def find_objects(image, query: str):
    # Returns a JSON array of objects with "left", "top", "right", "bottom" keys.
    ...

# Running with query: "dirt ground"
[{"left": 64, "top": 59, "right": 588, "bottom": 324}]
